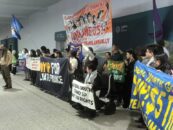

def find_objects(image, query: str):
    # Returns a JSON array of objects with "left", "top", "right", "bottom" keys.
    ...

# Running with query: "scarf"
[{"left": 84, "top": 70, "right": 97, "bottom": 84}]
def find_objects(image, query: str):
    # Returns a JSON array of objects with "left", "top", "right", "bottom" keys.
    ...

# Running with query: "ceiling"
[
  {"left": 0, "top": 0, "right": 173, "bottom": 35},
  {"left": 0, "top": 0, "right": 61, "bottom": 33}
]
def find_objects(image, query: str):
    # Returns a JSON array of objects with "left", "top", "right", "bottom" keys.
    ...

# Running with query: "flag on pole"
[
  {"left": 152, "top": 0, "right": 163, "bottom": 42},
  {"left": 11, "top": 15, "right": 23, "bottom": 40}
]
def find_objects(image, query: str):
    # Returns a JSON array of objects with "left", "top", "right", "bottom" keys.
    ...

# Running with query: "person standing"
[
  {"left": 11, "top": 50, "right": 17, "bottom": 75},
  {"left": 0, "top": 46, "right": 12, "bottom": 89},
  {"left": 110, "top": 44, "right": 124, "bottom": 106},
  {"left": 123, "top": 49, "right": 137, "bottom": 108},
  {"left": 29, "top": 49, "right": 37, "bottom": 85}
]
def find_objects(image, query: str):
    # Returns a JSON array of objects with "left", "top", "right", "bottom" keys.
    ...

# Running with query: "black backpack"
[{"left": 104, "top": 101, "right": 116, "bottom": 115}]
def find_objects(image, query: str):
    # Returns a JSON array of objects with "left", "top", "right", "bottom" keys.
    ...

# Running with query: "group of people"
[
  {"left": 0, "top": 41, "right": 172, "bottom": 129},
  {"left": 20, "top": 41, "right": 172, "bottom": 118}
]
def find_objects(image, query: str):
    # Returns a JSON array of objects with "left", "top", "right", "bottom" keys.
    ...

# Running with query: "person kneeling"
[{"left": 78, "top": 63, "right": 104, "bottom": 119}]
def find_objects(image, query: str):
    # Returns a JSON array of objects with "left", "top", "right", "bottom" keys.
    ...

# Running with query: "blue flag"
[{"left": 11, "top": 15, "right": 23, "bottom": 40}]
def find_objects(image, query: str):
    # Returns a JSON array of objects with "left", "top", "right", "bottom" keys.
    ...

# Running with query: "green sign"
[{"left": 107, "top": 60, "right": 125, "bottom": 83}]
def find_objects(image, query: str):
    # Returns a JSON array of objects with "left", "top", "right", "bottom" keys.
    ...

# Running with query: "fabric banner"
[
  {"left": 107, "top": 60, "right": 125, "bottom": 82},
  {"left": 26, "top": 57, "right": 40, "bottom": 71},
  {"left": 72, "top": 80, "right": 96, "bottom": 110},
  {"left": 130, "top": 61, "right": 173, "bottom": 130},
  {"left": 38, "top": 57, "right": 69, "bottom": 98},
  {"left": 63, "top": 0, "right": 112, "bottom": 52}
]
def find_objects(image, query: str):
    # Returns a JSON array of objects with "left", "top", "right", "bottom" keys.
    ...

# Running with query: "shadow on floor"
[
  {"left": 93, "top": 108, "right": 131, "bottom": 125},
  {"left": 4, "top": 88, "right": 22, "bottom": 92},
  {"left": 76, "top": 107, "right": 146, "bottom": 130}
]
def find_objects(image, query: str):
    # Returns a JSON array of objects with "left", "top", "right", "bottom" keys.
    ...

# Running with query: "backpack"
[{"left": 104, "top": 101, "right": 116, "bottom": 115}]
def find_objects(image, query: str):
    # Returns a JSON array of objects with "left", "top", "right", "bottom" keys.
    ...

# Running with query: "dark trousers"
[
  {"left": 1, "top": 65, "right": 12, "bottom": 88},
  {"left": 30, "top": 70, "right": 37, "bottom": 84},
  {"left": 11, "top": 65, "right": 17, "bottom": 75},
  {"left": 123, "top": 81, "right": 132, "bottom": 108},
  {"left": 24, "top": 67, "right": 30, "bottom": 80},
  {"left": 109, "top": 81, "right": 124, "bottom": 103}
]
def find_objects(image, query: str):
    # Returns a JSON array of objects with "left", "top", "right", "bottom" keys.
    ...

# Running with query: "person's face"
[
  {"left": 80, "top": 18, "right": 84, "bottom": 25},
  {"left": 98, "top": 12, "right": 103, "bottom": 19},
  {"left": 112, "top": 45, "right": 118, "bottom": 53},
  {"left": 155, "top": 60, "right": 161, "bottom": 67},
  {"left": 105, "top": 53, "right": 111, "bottom": 60},
  {"left": 29, "top": 51, "right": 32, "bottom": 55},
  {"left": 145, "top": 49, "right": 153, "bottom": 58},
  {"left": 88, "top": 15, "right": 93, "bottom": 23},
  {"left": 55, "top": 53, "right": 60, "bottom": 58},
  {"left": 66, "top": 51, "right": 70, "bottom": 57},
  {"left": 93, "top": 16, "right": 97, "bottom": 22},
  {"left": 68, "top": 21, "right": 73, "bottom": 29},
  {"left": 86, "top": 67, "right": 92, "bottom": 74},
  {"left": 75, "top": 20, "right": 80, "bottom": 27},
  {"left": 92, "top": 16, "right": 95, "bottom": 22},
  {"left": 77, "top": 50, "right": 80, "bottom": 56},
  {"left": 22, "top": 49, "right": 26, "bottom": 54},
  {"left": 126, "top": 52, "right": 131, "bottom": 60}
]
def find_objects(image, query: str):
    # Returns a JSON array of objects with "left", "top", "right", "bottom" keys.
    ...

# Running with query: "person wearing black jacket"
[
  {"left": 155, "top": 53, "right": 173, "bottom": 75},
  {"left": 110, "top": 44, "right": 124, "bottom": 106},
  {"left": 29, "top": 49, "right": 37, "bottom": 85},
  {"left": 80, "top": 63, "right": 104, "bottom": 118},
  {"left": 123, "top": 49, "right": 137, "bottom": 108}
]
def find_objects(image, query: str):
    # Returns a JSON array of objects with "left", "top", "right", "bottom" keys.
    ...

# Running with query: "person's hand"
[
  {"left": 157, "top": 70, "right": 161, "bottom": 72},
  {"left": 124, "top": 60, "right": 128, "bottom": 65}
]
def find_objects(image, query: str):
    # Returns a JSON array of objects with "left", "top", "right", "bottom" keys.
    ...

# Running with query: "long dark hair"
[
  {"left": 155, "top": 53, "right": 172, "bottom": 74},
  {"left": 30, "top": 49, "right": 37, "bottom": 57},
  {"left": 36, "top": 49, "right": 42, "bottom": 57}
]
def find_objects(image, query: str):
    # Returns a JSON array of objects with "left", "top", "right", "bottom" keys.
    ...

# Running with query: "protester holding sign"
[
  {"left": 69, "top": 50, "right": 78, "bottom": 87},
  {"left": 155, "top": 53, "right": 173, "bottom": 75},
  {"left": 136, "top": 44, "right": 165, "bottom": 128},
  {"left": 22, "top": 48, "right": 30, "bottom": 81},
  {"left": 78, "top": 63, "right": 104, "bottom": 118},
  {"left": 130, "top": 61, "right": 173, "bottom": 130},
  {"left": 29, "top": 49, "right": 37, "bottom": 85}
]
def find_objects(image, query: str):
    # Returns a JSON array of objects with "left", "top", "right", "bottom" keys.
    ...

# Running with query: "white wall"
[{"left": 1, "top": 0, "right": 173, "bottom": 51}]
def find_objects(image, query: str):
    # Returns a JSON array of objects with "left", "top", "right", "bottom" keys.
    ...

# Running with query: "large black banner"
[{"left": 37, "top": 57, "right": 69, "bottom": 99}]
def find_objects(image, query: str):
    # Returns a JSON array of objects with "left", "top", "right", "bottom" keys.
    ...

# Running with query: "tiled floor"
[{"left": 0, "top": 73, "right": 146, "bottom": 130}]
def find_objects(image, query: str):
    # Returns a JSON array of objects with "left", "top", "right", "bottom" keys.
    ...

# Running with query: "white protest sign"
[
  {"left": 26, "top": 57, "right": 40, "bottom": 71},
  {"left": 72, "top": 80, "right": 96, "bottom": 110}
]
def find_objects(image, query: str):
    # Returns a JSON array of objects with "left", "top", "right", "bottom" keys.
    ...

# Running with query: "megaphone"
[{"left": 82, "top": 45, "right": 95, "bottom": 61}]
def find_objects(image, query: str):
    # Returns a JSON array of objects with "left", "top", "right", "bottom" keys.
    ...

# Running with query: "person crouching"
[{"left": 79, "top": 63, "right": 104, "bottom": 119}]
